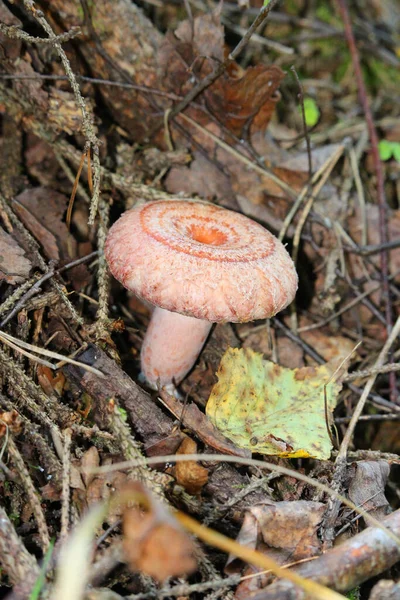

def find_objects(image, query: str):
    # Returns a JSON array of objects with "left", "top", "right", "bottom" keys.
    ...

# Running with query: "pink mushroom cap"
[{"left": 104, "top": 199, "right": 298, "bottom": 323}]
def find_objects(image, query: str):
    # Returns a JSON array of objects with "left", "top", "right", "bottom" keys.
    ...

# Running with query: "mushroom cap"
[{"left": 105, "top": 200, "right": 298, "bottom": 323}]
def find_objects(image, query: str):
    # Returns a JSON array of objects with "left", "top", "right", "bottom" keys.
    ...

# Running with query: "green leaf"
[
  {"left": 206, "top": 348, "right": 344, "bottom": 459},
  {"left": 302, "top": 97, "right": 320, "bottom": 128},
  {"left": 263, "top": 0, "right": 271, "bottom": 6},
  {"left": 379, "top": 140, "right": 394, "bottom": 161}
]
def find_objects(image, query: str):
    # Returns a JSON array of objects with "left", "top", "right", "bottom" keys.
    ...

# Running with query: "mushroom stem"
[{"left": 141, "top": 307, "right": 212, "bottom": 388}]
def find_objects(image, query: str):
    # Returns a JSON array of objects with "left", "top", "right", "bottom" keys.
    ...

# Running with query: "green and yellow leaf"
[{"left": 206, "top": 348, "right": 343, "bottom": 460}]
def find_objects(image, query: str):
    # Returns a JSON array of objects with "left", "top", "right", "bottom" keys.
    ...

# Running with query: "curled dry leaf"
[
  {"left": 122, "top": 482, "right": 197, "bottom": 582},
  {"left": 0, "top": 226, "right": 31, "bottom": 285},
  {"left": 174, "top": 437, "right": 208, "bottom": 496},
  {"left": 37, "top": 365, "right": 66, "bottom": 397},
  {"left": 160, "top": 13, "right": 284, "bottom": 138}
]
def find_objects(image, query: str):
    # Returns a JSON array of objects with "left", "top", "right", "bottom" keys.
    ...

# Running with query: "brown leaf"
[
  {"left": 0, "top": 410, "right": 23, "bottom": 437},
  {"left": 160, "top": 13, "right": 284, "bottom": 137},
  {"left": 227, "top": 500, "right": 324, "bottom": 574},
  {"left": 122, "top": 483, "right": 197, "bottom": 582},
  {"left": 174, "top": 437, "right": 208, "bottom": 496},
  {"left": 12, "top": 187, "right": 74, "bottom": 262},
  {"left": 228, "top": 500, "right": 324, "bottom": 598},
  {"left": 0, "top": 226, "right": 32, "bottom": 284},
  {"left": 12, "top": 187, "right": 90, "bottom": 289},
  {"left": 37, "top": 365, "right": 66, "bottom": 397},
  {"left": 81, "top": 446, "right": 100, "bottom": 488}
]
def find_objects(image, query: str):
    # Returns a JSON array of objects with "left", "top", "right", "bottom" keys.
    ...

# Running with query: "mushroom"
[{"left": 105, "top": 199, "right": 298, "bottom": 389}]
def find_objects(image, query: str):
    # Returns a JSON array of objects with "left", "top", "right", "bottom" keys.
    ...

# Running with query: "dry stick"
[
  {"left": 0, "top": 274, "right": 41, "bottom": 318},
  {"left": 221, "top": 15, "right": 294, "bottom": 55},
  {"left": 292, "top": 145, "right": 344, "bottom": 267},
  {"left": 0, "top": 507, "right": 40, "bottom": 594},
  {"left": 296, "top": 274, "right": 396, "bottom": 333},
  {"left": 344, "top": 362, "right": 400, "bottom": 382},
  {"left": 335, "top": 0, "right": 395, "bottom": 400},
  {"left": 250, "top": 508, "right": 400, "bottom": 599},
  {"left": 290, "top": 66, "right": 313, "bottom": 181},
  {"left": 0, "top": 21, "right": 81, "bottom": 44},
  {"left": 321, "top": 314, "right": 400, "bottom": 548},
  {"left": 0, "top": 194, "right": 84, "bottom": 326},
  {"left": 60, "top": 429, "right": 72, "bottom": 541},
  {"left": 339, "top": 314, "right": 400, "bottom": 456},
  {"left": 87, "top": 453, "right": 400, "bottom": 547},
  {"left": 7, "top": 437, "right": 50, "bottom": 552},
  {"left": 289, "top": 146, "right": 344, "bottom": 332},
  {"left": 95, "top": 197, "right": 111, "bottom": 339},
  {"left": 349, "top": 145, "right": 368, "bottom": 247},
  {"left": 278, "top": 143, "right": 344, "bottom": 242},
  {"left": 0, "top": 72, "right": 184, "bottom": 101},
  {"left": 0, "top": 330, "right": 105, "bottom": 377},
  {"left": 22, "top": 0, "right": 101, "bottom": 224},
  {"left": 0, "top": 251, "right": 98, "bottom": 328}
]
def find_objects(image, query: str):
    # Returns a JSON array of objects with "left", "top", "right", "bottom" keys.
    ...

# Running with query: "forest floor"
[{"left": 0, "top": 1, "right": 400, "bottom": 599}]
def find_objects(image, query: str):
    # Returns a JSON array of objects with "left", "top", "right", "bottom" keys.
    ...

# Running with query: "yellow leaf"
[{"left": 206, "top": 348, "right": 343, "bottom": 459}]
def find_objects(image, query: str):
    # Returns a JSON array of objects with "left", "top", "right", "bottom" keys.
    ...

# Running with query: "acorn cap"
[{"left": 105, "top": 200, "right": 298, "bottom": 323}]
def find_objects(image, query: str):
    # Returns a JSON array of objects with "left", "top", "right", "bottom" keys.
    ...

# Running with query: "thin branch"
[
  {"left": 335, "top": 0, "right": 395, "bottom": 400},
  {"left": 21, "top": 1, "right": 102, "bottom": 224},
  {"left": 0, "top": 22, "right": 80, "bottom": 43}
]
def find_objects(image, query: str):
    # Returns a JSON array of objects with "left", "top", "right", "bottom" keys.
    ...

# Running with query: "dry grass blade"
[
  {"left": 84, "top": 453, "right": 400, "bottom": 547},
  {"left": 0, "top": 331, "right": 105, "bottom": 378},
  {"left": 52, "top": 504, "right": 107, "bottom": 600},
  {"left": 178, "top": 512, "right": 346, "bottom": 600}
]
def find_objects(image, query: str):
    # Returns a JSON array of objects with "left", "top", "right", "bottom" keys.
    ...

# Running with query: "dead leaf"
[
  {"left": 227, "top": 500, "right": 324, "bottom": 573},
  {"left": 81, "top": 447, "right": 100, "bottom": 488},
  {"left": 0, "top": 410, "right": 23, "bottom": 436},
  {"left": 12, "top": 187, "right": 74, "bottom": 262},
  {"left": 228, "top": 500, "right": 324, "bottom": 598},
  {"left": 174, "top": 437, "right": 208, "bottom": 496},
  {"left": 160, "top": 13, "right": 284, "bottom": 137},
  {"left": 12, "top": 187, "right": 90, "bottom": 289},
  {"left": 122, "top": 482, "right": 197, "bottom": 582},
  {"left": 0, "top": 226, "right": 32, "bottom": 284},
  {"left": 37, "top": 365, "right": 66, "bottom": 397}
]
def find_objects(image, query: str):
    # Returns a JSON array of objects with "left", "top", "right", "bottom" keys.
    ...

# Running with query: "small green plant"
[
  {"left": 29, "top": 540, "right": 55, "bottom": 600},
  {"left": 118, "top": 406, "right": 128, "bottom": 421},
  {"left": 301, "top": 98, "right": 320, "bottom": 128},
  {"left": 379, "top": 140, "right": 400, "bottom": 162}
]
